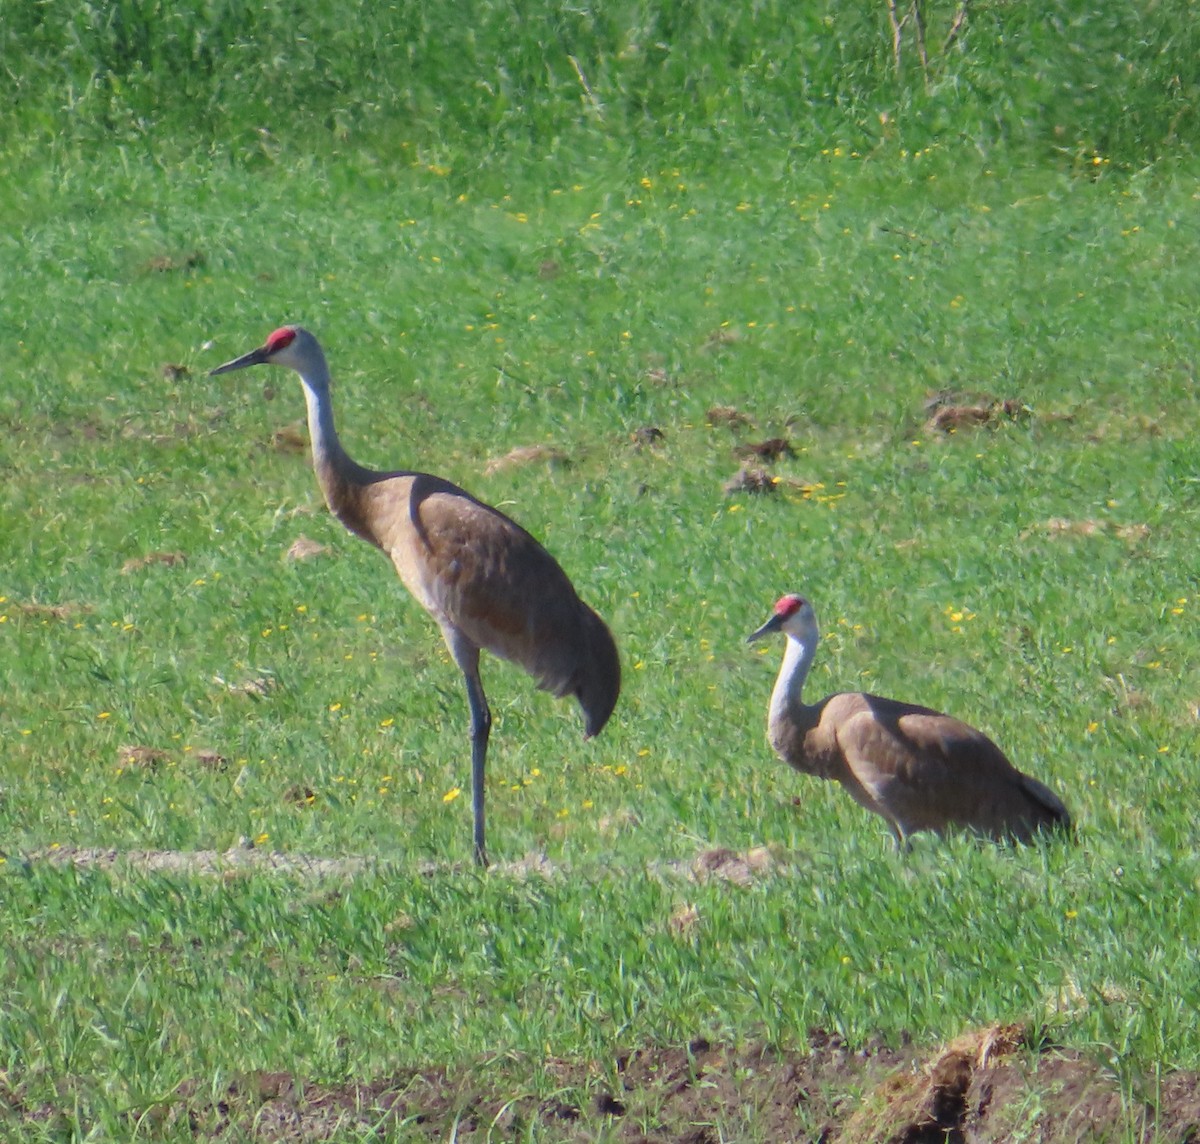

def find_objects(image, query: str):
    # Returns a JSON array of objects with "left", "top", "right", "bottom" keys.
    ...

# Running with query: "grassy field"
[{"left": 3, "top": 1, "right": 1200, "bottom": 1139}]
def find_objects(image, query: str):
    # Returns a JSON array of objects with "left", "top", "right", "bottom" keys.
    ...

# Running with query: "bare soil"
[{"left": 9, "top": 1028, "right": 1193, "bottom": 1142}]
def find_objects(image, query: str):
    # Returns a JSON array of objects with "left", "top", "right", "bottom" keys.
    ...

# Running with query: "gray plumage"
[
  {"left": 211, "top": 325, "right": 620, "bottom": 866},
  {"left": 747, "top": 593, "right": 1070, "bottom": 847}
]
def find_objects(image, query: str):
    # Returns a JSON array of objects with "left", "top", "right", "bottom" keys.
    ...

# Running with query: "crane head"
[
  {"left": 746, "top": 593, "right": 816, "bottom": 644},
  {"left": 209, "top": 325, "right": 310, "bottom": 375}
]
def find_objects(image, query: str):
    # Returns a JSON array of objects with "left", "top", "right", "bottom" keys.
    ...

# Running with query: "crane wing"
[
  {"left": 368, "top": 473, "right": 619, "bottom": 734},
  {"left": 834, "top": 693, "right": 1051, "bottom": 839}
]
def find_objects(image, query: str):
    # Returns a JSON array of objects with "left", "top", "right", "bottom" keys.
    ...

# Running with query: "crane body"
[
  {"left": 211, "top": 325, "right": 619, "bottom": 866},
  {"left": 747, "top": 593, "right": 1070, "bottom": 848}
]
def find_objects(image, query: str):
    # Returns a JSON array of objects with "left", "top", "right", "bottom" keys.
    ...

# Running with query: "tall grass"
[{"left": 3, "top": 1, "right": 1199, "bottom": 167}]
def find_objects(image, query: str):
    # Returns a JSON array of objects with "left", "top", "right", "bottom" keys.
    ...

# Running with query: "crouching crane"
[
  {"left": 210, "top": 325, "right": 620, "bottom": 867},
  {"left": 746, "top": 593, "right": 1070, "bottom": 848}
]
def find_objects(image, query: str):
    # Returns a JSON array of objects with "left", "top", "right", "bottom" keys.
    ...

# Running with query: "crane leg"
[
  {"left": 444, "top": 631, "right": 493, "bottom": 867},
  {"left": 463, "top": 669, "right": 492, "bottom": 868}
]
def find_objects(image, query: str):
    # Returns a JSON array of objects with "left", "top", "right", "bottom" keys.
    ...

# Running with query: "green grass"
[
  {"left": 3, "top": 1, "right": 1200, "bottom": 1137},
  {"left": 5, "top": 1, "right": 1200, "bottom": 167}
]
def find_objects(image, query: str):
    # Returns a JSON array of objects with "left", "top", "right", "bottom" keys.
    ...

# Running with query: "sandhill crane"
[
  {"left": 210, "top": 325, "right": 620, "bottom": 867},
  {"left": 746, "top": 593, "right": 1071, "bottom": 848}
]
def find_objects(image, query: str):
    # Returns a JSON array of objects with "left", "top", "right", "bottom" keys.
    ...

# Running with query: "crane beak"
[
  {"left": 746, "top": 614, "right": 783, "bottom": 644},
  {"left": 209, "top": 345, "right": 271, "bottom": 376}
]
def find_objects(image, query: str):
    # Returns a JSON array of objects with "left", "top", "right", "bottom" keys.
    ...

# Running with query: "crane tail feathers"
[
  {"left": 1019, "top": 774, "right": 1072, "bottom": 834},
  {"left": 575, "top": 605, "right": 620, "bottom": 739}
]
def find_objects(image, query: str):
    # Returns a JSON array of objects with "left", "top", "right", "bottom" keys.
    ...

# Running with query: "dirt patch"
[
  {"left": 121, "top": 550, "right": 187, "bottom": 574},
  {"left": 1022, "top": 517, "right": 1151, "bottom": 544},
  {"left": 735, "top": 436, "right": 796, "bottom": 462},
  {"left": 705, "top": 403, "right": 754, "bottom": 428},
  {"left": 142, "top": 250, "right": 205, "bottom": 273},
  {"left": 630, "top": 425, "right": 666, "bottom": 447},
  {"left": 483, "top": 444, "right": 571, "bottom": 474},
  {"left": 12, "top": 1028, "right": 1194, "bottom": 1142},
  {"left": 284, "top": 535, "right": 331, "bottom": 561},
  {"left": 922, "top": 391, "right": 1028, "bottom": 435},
  {"left": 723, "top": 463, "right": 779, "bottom": 495}
]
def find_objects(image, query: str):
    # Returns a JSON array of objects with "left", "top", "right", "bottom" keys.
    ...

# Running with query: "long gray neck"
[
  {"left": 296, "top": 353, "right": 375, "bottom": 485},
  {"left": 770, "top": 634, "right": 815, "bottom": 726}
]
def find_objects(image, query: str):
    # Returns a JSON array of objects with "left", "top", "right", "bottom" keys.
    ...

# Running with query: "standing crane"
[
  {"left": 746, "top": 593, "right": 1071, "bottom": 848},
  {"left": 210, "top": 325, "right": 620, "bottom": 867}
]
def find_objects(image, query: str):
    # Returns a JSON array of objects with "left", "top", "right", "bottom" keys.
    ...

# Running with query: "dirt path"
[{"left": 15, "top": 841, "right": 785, "bottom": 884}]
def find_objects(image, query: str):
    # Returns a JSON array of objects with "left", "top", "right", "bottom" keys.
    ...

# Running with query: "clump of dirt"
[
  {"left": 121, "top": 551, "right": 187, "bottom": 574},
  {"left": 630, "top": 425, "right": 666, "bottom": 447},
  {"left": 843, "top": 1023, "right": 1026, "bottom": 1142},
  {"left": 705, "top": 404, "right": 754, "bottom": 429},
  {"left": 723, "top": 464, "right": 778, "bottom": 495},
  {"left": 142, "top": 250, "right": 205, "bottom": 273},
  {"left": 922, "top": 391, "right": 1028, "bottom": 434},
  {"left": 735, "top": 436, "right": 796, "bottom": 462},
  {"left": 116, "top": 745, "right": 170, "bottom": 771},
  {"left": 849, "top": 1024, "right": 1200, "bottom": 1143},
  {"left": 483, "top": 444, "right": 570, "bottom": 474},
  {"left": 690, "top": 845, "right": 776, "bottom": 886},
  {"left": 284, "top": 535, "right": 330, "bottom": 561},
  {"left": 114, "top": 745, "right": 230, "bottom": 774},
  {"left": 643, "top": 367, "right": 676, "bottom": 387},
  {"left": 20, "top": 1027, "right": 1194, "bottom": 1142},
  {"left": 703, "top": 327, "right": 744, "bottom": 351},
  {"left": 722, "top": 465, "right": 820, "bottom": 499},
  {"left": 271, "top": 422, "right": 309, "bottom": 453}
]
